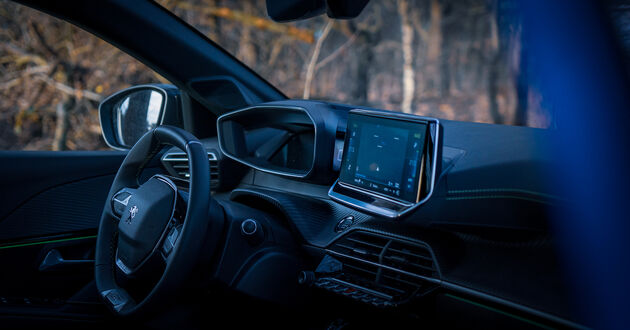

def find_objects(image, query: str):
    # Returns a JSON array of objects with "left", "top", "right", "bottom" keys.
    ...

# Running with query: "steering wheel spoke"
[
  {"left": 160, "top": 222, "right": 182, "bottom": 263},
  {"left": 101, "top": 287, "right": 137, "bottom": 314},
  {"left": 111, "top": 187, "right": 137, "bottom": 219}
]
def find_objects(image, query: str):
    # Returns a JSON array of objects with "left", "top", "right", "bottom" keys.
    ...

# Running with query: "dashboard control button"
[
  {"left": 332, "top": 286, "right": 346, "bottom": 293},
  {"left": 335, "top": 216, "right": 354, "bottom": 233},
  {"left": 343, "top": 288, "right": 357, "bottom": 295},
  {"left": 298, "top": 271, "right": 315, "bottom": 286},
  {"left": 325, "top": 283, "right": 339, "bottom": 290},
  {"left": 241, "top": 219, "right": 264, "bottom": 245},
  {"left": 316, "top": 279, "right": 330, "bottom": 287},
  {"left": 354, "top": 292, "right": 367, "bottom": 299},
  {"left": 361, "top": 296, "right": 374, "bottom": 303},
  {"left": 162, "top": 225, "right": 180, "bottom": 255}
]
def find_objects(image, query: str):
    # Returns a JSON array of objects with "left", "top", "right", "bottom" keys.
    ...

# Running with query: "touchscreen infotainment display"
[{"left": 338, "top": 112, "right": 428, "bottom": 204}]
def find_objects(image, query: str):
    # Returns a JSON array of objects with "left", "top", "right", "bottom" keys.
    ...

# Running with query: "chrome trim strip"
[
  {"left": 216, "top": 105, "right": 317, "bottom": 179},
  {"left": 328, "top": 186, "right": 399, "bottom": 218},
  {"left": 337, "top": 181, "right": 413, "bottom": 206},
  {"left": 161, "top": 151, "right": 217, "bottom": 162},
  {"left": 328, "top": 109, "right": 441, "bottom": 219},
  {"left": 112, "top": 194, "right": 132, "bottom": 206}
]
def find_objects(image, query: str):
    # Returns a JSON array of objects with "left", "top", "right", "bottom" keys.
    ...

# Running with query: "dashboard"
[{"left": 162, "top": 100, "right": 576, "bottom": 328}]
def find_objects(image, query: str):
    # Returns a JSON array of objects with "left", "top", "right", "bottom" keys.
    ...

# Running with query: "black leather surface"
[
  {"left": 0, "top": 151, "right": 126, "bottom": 222},
  {"left": 441, "top": 234, "right": 576, "bottom": 321},
  {"left": 0, "top": 175, "right": 114, "bottom": 241}
]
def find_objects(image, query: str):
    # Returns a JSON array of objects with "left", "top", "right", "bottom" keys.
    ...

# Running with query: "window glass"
[
  {"left": 159, "top": 0, "right": 551, "bottom": 128},
  {"left": 0, "top": 1, "right": 169, "bottom": 150}
]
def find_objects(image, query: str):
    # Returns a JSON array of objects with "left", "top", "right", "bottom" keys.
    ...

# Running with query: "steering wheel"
[{"left": 95, "top": 125, "right": 211, "bottom": 316}]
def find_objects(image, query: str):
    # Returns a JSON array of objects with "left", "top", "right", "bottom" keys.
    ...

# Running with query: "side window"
[{"left": 0, "top": 2, "right": 168, "bottom": 150}]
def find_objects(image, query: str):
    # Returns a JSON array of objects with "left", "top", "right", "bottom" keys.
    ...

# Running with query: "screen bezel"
[{"left": 338, "top": 111, "right": 430, "bottom": 205}]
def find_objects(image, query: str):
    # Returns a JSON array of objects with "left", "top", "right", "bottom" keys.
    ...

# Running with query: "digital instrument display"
[{"left": 339, "top": 112, "right": 428, "bottom": 204}]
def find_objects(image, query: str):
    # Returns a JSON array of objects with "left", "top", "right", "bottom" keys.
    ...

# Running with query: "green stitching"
[
  {"left": 444, "top": 294, "right": 555, "bottom": 330},
  {"left": 0, "top": 235, "right": 97, "bottom": 250},
  {"left": 446, "top": 195, "right": 553, "bottom": 205},
  {"left": 448, "top": 188, "right": 563, "bottom": 200}
]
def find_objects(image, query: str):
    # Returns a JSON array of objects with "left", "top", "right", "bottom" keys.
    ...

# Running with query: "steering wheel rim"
[{"left": 95, "top": 125, "right": 211, "bottom": 317}]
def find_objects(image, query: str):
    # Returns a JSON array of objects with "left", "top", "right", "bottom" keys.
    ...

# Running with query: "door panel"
[
  {"left": 0, "top": 151, "right": 126, "bottom": 221},
  {"left": 0, "top": 175, "right": 116, "bottom": 241},
  {"left": 0, "top": 151, "right": 126, "bottom": 320}
]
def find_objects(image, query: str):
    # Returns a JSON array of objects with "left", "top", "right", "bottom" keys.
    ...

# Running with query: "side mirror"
[{"left": 99, "top": 84, "right": 182, "bottom": 149}]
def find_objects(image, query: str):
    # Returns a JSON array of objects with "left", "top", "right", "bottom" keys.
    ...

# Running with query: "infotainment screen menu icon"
[{"left": 339, "top": 112, "right": 428, "bottom": 204}]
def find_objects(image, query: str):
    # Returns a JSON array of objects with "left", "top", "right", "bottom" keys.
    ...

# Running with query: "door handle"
[{"left": 38, "top": 249, "right": 94, "bottom": 272}]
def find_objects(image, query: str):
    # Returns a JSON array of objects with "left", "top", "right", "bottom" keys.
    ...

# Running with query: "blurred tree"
[
  {"left": 0, "top": 1, "right": 165, "bottom": 150},
  {"left": 0, "top": 0, "right": 552, "bottom": 152},
  {"left": 159, "top": 0, "right": 546, "bottom": 127}
]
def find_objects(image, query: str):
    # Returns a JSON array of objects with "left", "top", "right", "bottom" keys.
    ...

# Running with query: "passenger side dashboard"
[{"left": 159, "top": 99, "right": 578, "bottom": 328}]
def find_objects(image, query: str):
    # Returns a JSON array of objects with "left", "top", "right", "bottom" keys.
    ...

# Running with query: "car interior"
[{"left": 1, "top": 0, "right": 630, "bottom": 329}]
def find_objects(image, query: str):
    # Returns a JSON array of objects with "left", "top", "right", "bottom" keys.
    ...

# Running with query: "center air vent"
[
  {"left": 329, "top": 231, "right": 438, "bottom": 279},
  {"left": 329, "top": 231, "right": 389, "bottom": 264},
  {"left": 324, "top": 231, "right": 439, "bottom": 303},
  {"left": 382, "top": 240, "right": 436, "bottom": 278},
  {"left": 161, "top": 151, "right": 219, "bottom": 189}
]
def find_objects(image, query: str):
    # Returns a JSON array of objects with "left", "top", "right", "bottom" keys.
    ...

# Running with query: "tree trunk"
[
  {"left": 52, "top": 96, "right": 74, "bottom": 151},
  {"left": 488, "top": 2, "right": 504, "bottom": 124},
  {"left": 303, "top": 19, "right": 333, "bottom": 99},
  {"left": 237, "top": 1, "right": 256, "bottom": 67},
  {"left": 398, "top": 0, "right": 415, "bottom": 113},
  {"left": 350, "top": 30, "right": 372, "bottom": 105},
  {"left": 513, "top": 34, "right": 528, "bottom": 126}
]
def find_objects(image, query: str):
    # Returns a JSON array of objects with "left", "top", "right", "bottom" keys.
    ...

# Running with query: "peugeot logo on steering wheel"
[{"left": 127, "top": 205, "right": 139, "bottom": 223}]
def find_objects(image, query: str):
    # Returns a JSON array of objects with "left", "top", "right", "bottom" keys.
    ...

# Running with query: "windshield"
[{"left": 159, "top": 0, "right": 551, "bottom": 128}]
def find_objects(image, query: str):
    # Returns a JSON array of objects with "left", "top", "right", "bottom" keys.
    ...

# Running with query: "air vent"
[
  {"left": 382, "top": 240, "right": 437, "bottom": 278},
  {"left": 331, "top": 231, "right": 389, "bottom": 264},
  {"left": 326, "top": 230, "right": 439, "bottom": 302},
  {"left": 329, "top": 231, "right": 438, "bottom": 278},
  {"left": 161, "top": 151, "right": 219, "bottom": 189}
]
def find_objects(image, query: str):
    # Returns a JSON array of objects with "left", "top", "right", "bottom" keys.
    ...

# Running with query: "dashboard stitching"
[
  {"left": 445, "top": 195, "right": 554, "bottom": 205},
  {"left": 448, "top": 188, "right": 563, "bottom": 200}
]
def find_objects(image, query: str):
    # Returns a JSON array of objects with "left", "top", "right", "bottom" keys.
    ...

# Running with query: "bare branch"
[
  {"left": 315, "top": 31, "right": 358, "bottom": 71},
  {"left": 29, "top": 21, "right": 59, "bottom": 58},
  {"left": 0, "top": 64, "right": 51, "bottom": 85},
  {"left": 303, "top": 20, "right": 333, "bottom": 99},
  {"left": 35, "top": 75, "right": 102, "bottom": 102},
  {"left": 267, "top": 37, "right": 287, "bottom": 67},
  {"left": 171, "top": 2, "right": 315, "bottom": 43}
]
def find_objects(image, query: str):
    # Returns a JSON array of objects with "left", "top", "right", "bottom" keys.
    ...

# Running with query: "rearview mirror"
[
  {"left": 99, "top": 84, "right": 182, "bottom": 149},
  {"left": 266, "top": 0, "right": 369, "bottom": 22}
]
